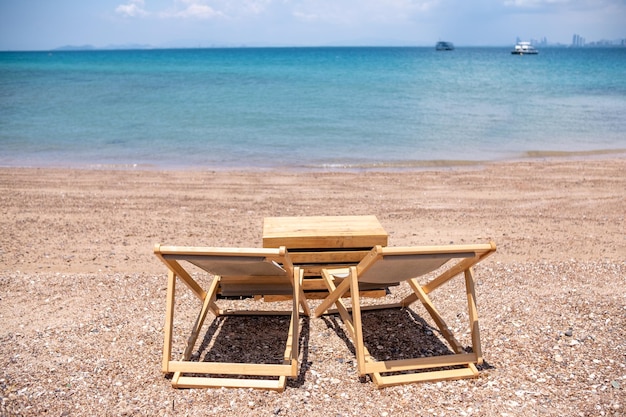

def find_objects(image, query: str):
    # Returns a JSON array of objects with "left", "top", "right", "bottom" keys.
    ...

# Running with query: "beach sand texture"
[{"left": 1, "top": 158, "right": 624, "bottom": 416}]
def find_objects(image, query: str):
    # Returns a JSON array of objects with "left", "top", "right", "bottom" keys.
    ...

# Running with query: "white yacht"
[{"left": 511, "top": 41, "right": 538, "bottom": 55}]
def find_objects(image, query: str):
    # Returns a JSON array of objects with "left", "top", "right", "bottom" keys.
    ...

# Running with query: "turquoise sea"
[{"left": 1, "top": 47, "right": 625, "bottom": 170}]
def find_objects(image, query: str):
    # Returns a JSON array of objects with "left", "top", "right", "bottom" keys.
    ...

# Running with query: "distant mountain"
[
  {"left": 53, "top": 44, "right": 153, "bottom": 51},
  {"left": 102, "top": 44, "right": 153, "bottom": 50},
  {"left": 54, "top": 45, "right": 95, "bottom": 51}
]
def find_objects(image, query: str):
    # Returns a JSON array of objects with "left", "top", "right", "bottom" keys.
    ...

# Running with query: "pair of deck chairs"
[{"left": 154, "top": 242, "right": 496, "bottom": 391}]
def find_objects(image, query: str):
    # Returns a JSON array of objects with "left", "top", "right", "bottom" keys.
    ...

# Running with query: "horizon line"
[{"left": 3, "top": 42, "right": 625, "bottom": 53}]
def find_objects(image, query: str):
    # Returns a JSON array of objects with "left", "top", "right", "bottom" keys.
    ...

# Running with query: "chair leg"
[
  {"left": 296, "top": 268, "right": 311, "bottom": 317},
  {"left": 162, "top": 271, "right": 176, "bottom": 373},
  {"left": 314, "top": 271, "right": 351, "bottom": 317},
  {"left": 465, "top": 268, "right": 482, "bottom": 364},
  {"left": 349, "top": 267, "right": 367, "bottom": 376},
  {"left": 286, "top": 268, "right": 300, "bottom": 375},
  {"left": 183, "top": 289, "right": 214, "bottom": 361},
  {"left": 318, "top": 268, "right": 381, "bottom": 380}
]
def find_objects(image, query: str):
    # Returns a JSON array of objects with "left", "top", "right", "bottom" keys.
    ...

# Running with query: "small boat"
[
  {"left": 511, "top": 41, "right": 538, "bottom": 55},
  {"left": 435, "top": 41, "right": 454, "bottom": 51}
]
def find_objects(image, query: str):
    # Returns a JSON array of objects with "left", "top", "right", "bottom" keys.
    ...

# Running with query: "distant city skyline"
[
  {"left": 1, "top": 1, "right": 625, "bottom": 51},
  {"left": 520, "top": 34, "right": 625, "bottom": 47}
]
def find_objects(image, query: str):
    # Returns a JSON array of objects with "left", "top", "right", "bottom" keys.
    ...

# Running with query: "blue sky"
[{"left": 1, "top": 0, "right": 624, "bottom": 50}]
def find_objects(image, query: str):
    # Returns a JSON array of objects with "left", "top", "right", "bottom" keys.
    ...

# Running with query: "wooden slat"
[
  {"left": 157, "top": 245, "right": 286, "bottom": 258},
  {"left": 373, "top": 365, "right": 479, "bottom": 388},
  {"left": 219, "top": 309, "right": 293, "bottom": 316},
  {"left": 168, "top": 361, "right": 295, "bottom": 377},
  {"left": 325, "top": 302, "right": 404, "bottom": 314},
  {"left": 378, "top": 243, "right": 495, "bottom": 257},
  {"left": 262, "top": 215, "right": 388, "bottom": 249},
  {"left": 362, "top": 352, "right": 478, "bottom": 374},
  {"left": 302, "top": 276, "right": 390, "bottom": 291},
  {"left": 288, "top": 250, "right": 372, "bottom": 264},
  {"left": 217, "top": 275, "right": 291, "bottom": 284},
  {"left": 302, "top": 276, "right": 336, "bottom": 290},
  {"left": 172, "top": 375, "right": 285, "bottom": 391},
  {"left": 219, "top": 286, "right": 294, "bottom": 296},
  {"left": 304, "top": 289, "right": 388, "bottom": 300}
]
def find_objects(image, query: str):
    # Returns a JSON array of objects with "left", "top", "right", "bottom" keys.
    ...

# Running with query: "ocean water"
[{"left": 1, "top": 47, "right": 625, "bottom": 170}]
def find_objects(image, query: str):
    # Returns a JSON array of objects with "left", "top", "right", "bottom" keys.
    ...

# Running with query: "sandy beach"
[{"left": 1, "top": 158, "right": 624, "bottom": 416}]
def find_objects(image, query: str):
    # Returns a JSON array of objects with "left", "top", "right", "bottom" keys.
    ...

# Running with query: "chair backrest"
[
  {"left": 154, "top": 245, "right": 294, "bottom": 296},
  {"left": 356, "top": 243, "right": 495, "bottom": 284}
]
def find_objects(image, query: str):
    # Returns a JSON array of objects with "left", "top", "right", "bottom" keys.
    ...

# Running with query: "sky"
[{"left": 0, "top": 0, "right": 624, "bottom": 50}]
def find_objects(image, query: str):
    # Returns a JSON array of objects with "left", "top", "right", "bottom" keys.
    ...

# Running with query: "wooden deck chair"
[
  {"left": 314, "top": 242, "right": 496, "bottom": 388},
  {"left": 154, "top": 245, "right": 310, "bottom": 391}
]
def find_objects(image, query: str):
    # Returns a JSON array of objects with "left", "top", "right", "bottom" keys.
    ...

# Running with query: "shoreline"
[
  {"left": 1, "top": 157, "right": 624, "bottom": 416},
  {"left": 1, "top": 148, "right": 625, "bottom": 173}
]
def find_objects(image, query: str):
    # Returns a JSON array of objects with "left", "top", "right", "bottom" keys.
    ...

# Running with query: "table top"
[{"left": 262, "top": 215, "right": 388, "bottom": 249}]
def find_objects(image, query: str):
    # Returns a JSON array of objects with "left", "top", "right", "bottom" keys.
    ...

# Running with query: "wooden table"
[{"left": 262, "top": 215, "right": 389, "bottom": 297}]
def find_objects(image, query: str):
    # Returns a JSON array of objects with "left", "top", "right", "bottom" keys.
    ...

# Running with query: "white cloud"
[
  {"left": 290, "top": 0, "right": 439, "bottom": 24},
  {"left": 161, "top": 1, "right": 224, "bottom": 19},
  {"left": 114, "top": 0, "right": 441, "bottom": 23},
  {"left": 115, "top": 0, "right": 224, "bottom": 20},
  {"left": 504, "top": 0, "right": 568, "bottom": 7},
  {"left": 115, "top": 0, "right": 149, "bottom": 18},
  {"left": 502, "top": 0, "right": 618, "bottom": 9},
  {"left": 239, "top": 0, "right": 274, "bottom": 15}
]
